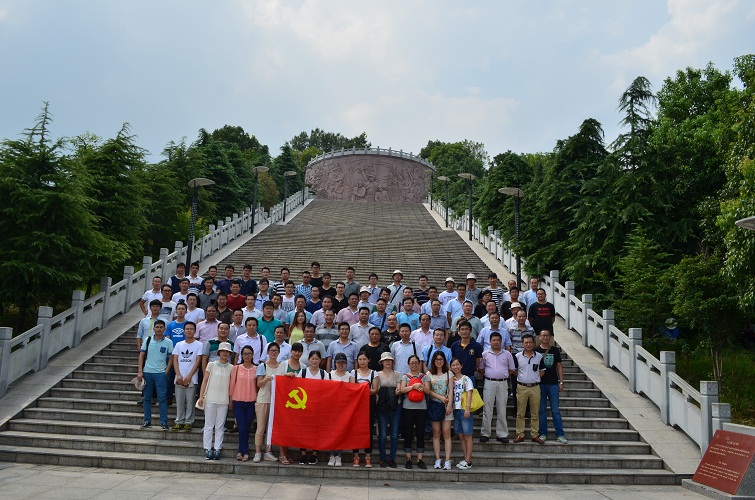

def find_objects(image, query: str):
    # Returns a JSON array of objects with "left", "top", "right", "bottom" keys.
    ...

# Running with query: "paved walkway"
[
  {"left": 423, "top": 204, "right": 703, "bottom": 476},
  {"left": 0, "top": 462, "right": 707, "bottom": 500}
]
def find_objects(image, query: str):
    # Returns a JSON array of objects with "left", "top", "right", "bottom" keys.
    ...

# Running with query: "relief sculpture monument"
[{"left": 305, "top": 149, "right": 433, "bottom": 203}]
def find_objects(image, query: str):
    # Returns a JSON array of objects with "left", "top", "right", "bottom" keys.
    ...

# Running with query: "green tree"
[
  {"left": 289, "top": 129, "right": 370, "bottom": 152},
  {"left": 474, "top": 151, "right": 531, "bottom": 241},
  {"left": 0, "top": 104, "right": 124, "bottom": 327},
  {"left": 270, "top": 143, "right": 301, "bottom": 200},
  {"left": 612, "top": 76, "right": 656, "bottom": 169},
  {"left": 422, "top": 140, "right": 487, "bottom": 215}
]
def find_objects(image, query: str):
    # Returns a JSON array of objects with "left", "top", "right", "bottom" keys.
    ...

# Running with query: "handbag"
[
  {"left": 426, "top": 372, "right": 450, "bottom": 422},
  {"left": 460, "top": 377, "right": 484, "bottom": 412},
  {"left": 195, "top": 363, "right": 212, "bottom": 410}
]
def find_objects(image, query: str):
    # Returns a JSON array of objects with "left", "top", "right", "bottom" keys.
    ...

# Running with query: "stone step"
[
  {"left": 21, "top": 407, "right": 637, "bottom": 441},
  {"left": 0, "top": 444, "right": 677, "bottom": 484},
  {"left": 0, "top": 431, "right": 658, "bottom": 468},
  {"left": 5, "top": 420, "right": 643, "bottom": 452}
]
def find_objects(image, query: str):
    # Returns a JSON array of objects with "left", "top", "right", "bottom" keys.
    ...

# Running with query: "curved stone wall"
[{"left": 305, "top": 149, "right": 434, "bottom": 203}]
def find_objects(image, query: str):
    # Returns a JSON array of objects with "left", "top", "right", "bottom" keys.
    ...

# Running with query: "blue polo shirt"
[{"left": 451, "top": 338, "right": 483, "bottom": 378}]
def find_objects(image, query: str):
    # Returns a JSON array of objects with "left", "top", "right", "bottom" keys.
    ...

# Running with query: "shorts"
[{"left": 453, "top": 409, "right": 474, "bottom": 435}]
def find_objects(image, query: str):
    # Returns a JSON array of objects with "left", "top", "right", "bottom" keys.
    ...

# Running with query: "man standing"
[
  {"left": 336, "top": 292, "right": 360, "bottom": 326},
  {"left": 465, "top": 273, "right": 480, "bottom": 305},
  {"left": 272, "top": 267, "right": 290, "bottom": 297},
  {"left": 255, "top": 278, "right": 271, "bottom": 310},
  {"left": 319, "top": 272, "right": 336, "bottom": 298},
  {"left": 361, "top": 326, "right": 389, "bottom": 371},
  {"left": 386, "top": 270, "right": 406, "bottom": 311},
  {"left": 311, "top": 295, "right": 334, "bottom": 327},
  {"left": 233, "top": 317, "right": 268, "bottom": 366},
  {"left": 258, "top": 301, "right": 282, "bottom": 343},
  {"left": 513, "top": 334, "right": 545, "bottom": 444},
  {"left": 140, "top": 276, "right": 163, "bottom": 315},
  {"left": 137, "top": 300, "right": 162, "bottom": 350},
  {"left": 366, "top": 273, "right": 381, "bottom": 304},
  {"left": 326, "top": 322, "right": 359, "bottom": 372},
  {"left": 445, "top": 282, "right": 467, "bottom": 326},
  {"left": 300, "top": 323, "right": 327, "bottom": 368},
  {"left": 332, "top": 282, "right": 348, "bottom": 313},
  {"left": 450, "top": 320, "right": 482, "bottom": 383},
  {"left": 344, "top": 267, "right": 361, "bottom": 298},
  {"left": 309, "top": 261, "right": 323, "bottom": 290},
  {"left": 187, "top": 262, "right": 203, "bottom": 294},
  {"left": 239, "top": 264, "right": 258, "bottom": 297},
  {"left": 410, "top": 314, "right": 433, "bottom": 352},
  {"left": 420, "top": 286, "right": 441, "bottom": 316},
  {"left": 349, "top": 307, "right": 374, "bottom": 349},
  {"left": 421, "top": 328, "right": 452, "bottom": 373},
  {"left": 479, "top": 332, "right": 515, "bottom": 443},
  {"left": 227, "top": 280, "right": 246, "bottom": 310},
  {"left": 536, "top": 330, "right": 567, "bottom": 444},
  {"left": 185, "top": 293, "right": 205, "bottom": 324},
  {"left": 217, "top": 265, "right": 235, "bottom": 295},
  {"left": 196, "top": 304, "right": 220, "bottom": 344},
  {"left": 171, "top": 321, "right": 202, "bottom": 431},
  {"left": 172, "top": 278, "right": 191, "bottom": 304},
  {"left": 137, "top": 320, "right": 173, "bottom": 429},
  {"left": 523, "top": 278, "right": 540, "bottom": 312},
  {"left": 477, "top": 312, "right": 510, "bottom": 352},
  {"left": 413, "top": 275, "right": 430, "bottom": 307},
  {"left": 451, "top": 300, "right": 483, "bottom": 340},
  {"left": 483, "top": 273, "right": 504, "bottom": 309},
  {"left": 215, "top": 293, "right": 232, "bottom": 324},
  {"left": 170, "top": 262, "right": 187, "bottom": 295},
  {"left": 369, "top": 298, "right": 389, "bottom": 332},
  {"left": 285, "top": 295, "right": 313, "bottom": 327},
  {"left": 396, "top": 297, "right": 421, "bottom": 331},
  {"left": 390, "top": 323, "right": 418, "bottom": 375},
  {"left": 501, "top": 287, "right": 522, "bottom": 320},
  {"left": 158, "top": 284, "right": 177, "bottom": 323},
  {"left": 527, "top": 288, "right": 556, "bottom": 336},
  {"left": 296, "top": 271, "right": 313, "bottom": 301},
  {"left": 438, "top": 277, "right": 457, "bottom": 308},
  {"left": 315, "top": 308, "right": 339, "bottom": 349},
  {"left": 427, "top": 300, "right": 449, "bottom": 337}
]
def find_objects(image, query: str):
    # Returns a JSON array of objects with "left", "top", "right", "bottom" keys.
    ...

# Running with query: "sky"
[{"left": 0, "top": 0, "right": 753, "bottom": 162}]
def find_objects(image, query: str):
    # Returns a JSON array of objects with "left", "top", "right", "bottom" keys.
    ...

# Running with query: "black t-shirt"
[
  {"left": 382, "top": 330, "right": 400, "bottom": 346},
  {"left": 500, "top": 301, "right": 514, "bottom": 320},
  {"left": 319, "top": 286, "right": 337, "bottom": 298},
  {"left": 361, "top": 343, "right": 389, "bottom": 371},
  {"left": 528, "top": 301, "right": 555, "bottom": 334},
  {"left": 535, "top": 345, "right": 562, "bottom": 385},
  {"left": 332, "top": 296, "right": 349, "bottom": 314},
  {"left": 310, "top": 276, "right": 323, "bottom": 289},
  {"left": 473, "top": 304, "right": 487, "bottom": 319}
]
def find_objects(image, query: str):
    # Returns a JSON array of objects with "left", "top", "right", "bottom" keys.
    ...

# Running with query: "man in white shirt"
[
  {"left": 184, "top": 293, "right": 205, "bottom": 324},
  {"left": 140, "top": 276, "right": 163, "bottom": 315},
  {"left": 390, "top": 323, "right": 419, "bottom": 375},
  {"left": 300, "top": 323, "right": 327, "bottom": 368},
  {"left": 438, "top": 277, "right": 457, "bottom": 308},
  {"left": 233, "top": 317, "right": 268, "bottom": 365},
  {"left": 349, "top": 307, "right": 374, "bottom": 349},
  {"left": 410, "top": 314, "right": 433, "bottom": 352}
]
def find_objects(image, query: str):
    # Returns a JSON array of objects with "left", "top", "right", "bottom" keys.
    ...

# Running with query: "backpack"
[{"left": 406, "top": 373, "right": 425, "bottom": 402}]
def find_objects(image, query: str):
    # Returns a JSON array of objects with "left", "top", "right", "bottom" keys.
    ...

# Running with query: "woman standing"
[
  {"left": 254, "top": 342, "right": 283, "bottom": 463},
  {"left": 399, "top": 355, "right": 428, "bottom": 469},
  {"left": 297, "top": 350, "right": 327, "bottom": 465},
  {"left": 450, "top": 357, "right": 475, "bottom": 470},
  {"left": 228, "top": 346, "right": 258, "bottom": 462},
  {"left": 327, "top": 353, "right": 354, "bottom": 467},
  {"left": 352, "top": 351, "right": 378, "bottom": 467},
  {"left": 197, "top": 342, "right": 233, "bottom": 460},
  {"left": 277, "top": 342, "right": 303, "bottom": 464},
  {"left": 288, "top": 310, "right": 307, "bottom": 344},
  {"left": 375, "top": 352, "right": 401, "bottom": 468},
  {"left": 425, "top": 351, "right": 453, "bottom": 470}
]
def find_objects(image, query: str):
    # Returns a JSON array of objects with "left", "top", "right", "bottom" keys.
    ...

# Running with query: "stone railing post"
[
  {"left": 627, "top": 328, "right": 642, "bottom": 393},
  {"left": 548, "top": 270, "right": 559, "bottom": 303},
  {"left": 564, "top": 281, "right": 575, "bottom": 329},
  {"left": 72, "top": 290, "right": 85, "bottom": 348},
  {"left": 100, "top": 277, "right": 112, "bottom": 330},
  {"left": 494, "top": 230, "right": 501, "bottom": 262},
  {"left": 174, "top": 241, "right": 183, "bottom": 264},
  {"left": 602, "top": 309, "right": 614, "bottom": 366},
  {"left": 700, "top": 381, "right": 719, "bottom": 452},
  {"left": 0, "top": 327, "right": 13, "bottom": 397},
  {"left": 232, "top": 213, "right": 239, "bottom": 239},
  {"left": 142, "top": 256, "right": 153, "bottom": 293},
  {"left": 659, "top": 351, "right": 676, "bottom": 425},
  {"left": 123, "top": 265, "right": 134, "bottom": 314},
  {"left": 582, "top": 294, "right": 592, "bottom": 347},
  {"left": 37, "top": 306, "right": 54, "bottom": 371},
  {"left": 159, "top": 248, "right": 169, "bottom": 283},
  {"left": 711, "top": 403, "right": 731, "bottom": 435},
  {"left": 208, "top": 224, "right": 216, "bottom": 255}
]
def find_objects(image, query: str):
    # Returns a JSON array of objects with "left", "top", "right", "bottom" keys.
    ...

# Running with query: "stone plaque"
[{"left": 692, "top": 430, "right": 755, "bottom": 496}]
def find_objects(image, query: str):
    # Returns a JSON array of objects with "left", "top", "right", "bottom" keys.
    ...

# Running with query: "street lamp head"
[
  {"left": 437, "top": 175, "right": 449, "bottom": 182},
  {"left": 283, "top": 170, "right": 297, "bottom": 177},
  {"left": 188, "top": 177, "right": 215, "bottom": 188},
  {"left": 253, "top": 165, "right": 269, "bottom": 174},
  {"left": 735, "top": 216, "right": 755, "bottom": 232},
  {"left": 498, "top": 187, "right": 524, "bottom": 198},
  {"left": 458, "top": 173, "right": 476, "bottom": 181}
]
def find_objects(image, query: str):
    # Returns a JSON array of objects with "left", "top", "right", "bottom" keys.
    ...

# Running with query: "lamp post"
[
  {"left": 458, "top": 173, "right": 476, "bottom": 241},
  {"left": 251, "top": 165, "right": 269, "bottom": 234},
  {"left": 735, "top": 216, "right": 755, "bottom": 231},
  {"left": 185, "top": 177, "right": 215, "bottom": 271},
  {"left": 283, "top": 170, "right": 297, "bottom": 222},
  {"left": 498, "top": 187, "right": 525, "bottom": 287},
  {"left": 437, "top": 175, "right": 450, "bottom": 227},
  {"left": 428, "top": 169, "right": 434, "bottom": 206}
]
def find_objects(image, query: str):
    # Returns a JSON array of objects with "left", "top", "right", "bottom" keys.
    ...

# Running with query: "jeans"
[
  {"left": 539, "top": 383, "right": 564, "bottom": 437},
  {"left": 143, "top": 372, "right": 167, "bottom": 425},
  {"left": 234, "top": 401, "right": 255, "bottom": 456},
  {"left": 376, "top": 406, "right": 401, "bottom": 461}
]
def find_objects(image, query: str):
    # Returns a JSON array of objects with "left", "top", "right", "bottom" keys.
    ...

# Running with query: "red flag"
[{"left": 269, "top": 375, "right": 370, "bottom": 450}]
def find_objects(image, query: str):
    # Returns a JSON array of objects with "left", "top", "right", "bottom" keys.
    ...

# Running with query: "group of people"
[{"left": 135, "top": 261, "right": 568, "bottom": 470}]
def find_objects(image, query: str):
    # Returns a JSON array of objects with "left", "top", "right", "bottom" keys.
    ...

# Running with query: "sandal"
[
  {"left": 242, "top": 454, "right": 249, "bottom": 462},
  {"left": 353, "top": 455, "right": 360, "bottom": 467},
  {"left": 279, "top": 456, "right": 291, "bottom": 465},
  {"left": 365, "top": 455, "right": 372, "bottom": 468},
  {"left": 236, "top": 452, "right": 243, "bottom": 461}
]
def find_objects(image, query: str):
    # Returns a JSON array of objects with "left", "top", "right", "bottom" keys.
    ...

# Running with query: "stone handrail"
[
  {"left": 307, "top": 147, "right": 435, "bottom": 170},
  {"left": 0, "top": 189, "right": 311, "bottom": 397},
  {"left": 429, "top": 199, "right": 729, "bottom": 453}
]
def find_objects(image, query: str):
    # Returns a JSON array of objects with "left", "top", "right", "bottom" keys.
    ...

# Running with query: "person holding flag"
[
  {"left": 254, "top": 342, "right": 283, "bottom": 463},
  {"left": 327, "top": 353, "right": 355, "bottom": 466},
  {"left": 351, "top": 351, "right": 378, "bottom": 467},
  {"left": 297, "top": 350, "right": 327, "bottom": 465}
]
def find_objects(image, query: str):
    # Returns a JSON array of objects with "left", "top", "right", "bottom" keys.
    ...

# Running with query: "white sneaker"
[
  {"left": 327, "top": 456, "right": 336, "bottom": 467},
  {"left": 263, "top": 452, "right": 277, "bottom": 461},
  {"left": 335, "top": 456, "right": 342, "bottom": 467},
  {"left": 434, "top": 459, "right": 441, "bottom": 469},
  {"left": 456, "top": 459, "right": 468, "bottom": 469},
  {"left": 252, "top": 452, "right": 262, "bottom": 463},
  {"left": 443, "top": 460, "right": 452, "bottom": 470},
  {"left": 539, "top": 434, "right": 547, "bottom": 442}
]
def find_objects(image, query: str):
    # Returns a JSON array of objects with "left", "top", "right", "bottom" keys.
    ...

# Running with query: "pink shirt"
[
  {"left": 229, "top": 364, "right": 258, "bottom": 402},
  {"left": 481, "top": 349, "right": 515, "bottom": 380},
  {"left": 336, "top": 307, "right": 359, "bottom": 326}
]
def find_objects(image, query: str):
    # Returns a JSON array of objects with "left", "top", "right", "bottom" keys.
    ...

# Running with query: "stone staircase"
[{"left": 0, "top": 200, "right": 679, "bottom": 484}]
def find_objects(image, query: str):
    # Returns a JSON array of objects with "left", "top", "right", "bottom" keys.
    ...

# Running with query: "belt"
[
  {"left": 518, "top": 382, "right": 538, "bottom": 387},
  {"left": 484, "top": 377, "right": 507, "bottom": 382}
]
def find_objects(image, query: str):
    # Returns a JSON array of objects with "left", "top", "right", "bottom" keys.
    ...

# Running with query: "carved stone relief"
[{"left": 305, "top": 154, "right": 430, "bottom": 203}]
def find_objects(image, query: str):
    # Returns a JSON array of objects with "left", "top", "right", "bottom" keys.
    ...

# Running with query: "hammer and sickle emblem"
[{"left": 285, "top": 387, "right": 308, "bottom": 409}]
